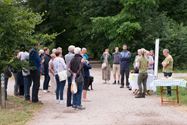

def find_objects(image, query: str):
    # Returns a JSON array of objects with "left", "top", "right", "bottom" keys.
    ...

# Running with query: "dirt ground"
[{"left": 7, "top": 68, "right": 187, "bottom": 125}]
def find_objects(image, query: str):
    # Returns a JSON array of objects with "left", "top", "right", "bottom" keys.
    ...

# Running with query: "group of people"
[
  {"left": 101, "top": 44, "right": 173, "bottom": 98},
  {"left": 4, "top": 43, "right": 93, "bottom": 110}
]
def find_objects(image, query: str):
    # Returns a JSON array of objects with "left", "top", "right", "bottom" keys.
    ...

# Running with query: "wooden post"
[
  {"left": 1, "top": 73, "right": 6, "bottom": 108},
  {"left": 176, "top": 86, "right": 179, "bottom": 104},
  {"left": 0, "top": 77, "right": 1, "bottom": 106}
]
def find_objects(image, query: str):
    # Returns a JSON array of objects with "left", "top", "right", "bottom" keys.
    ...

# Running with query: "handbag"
[
  {"left": 71, "top": 74, "right": 77, "bottom": 94},
  {"left": 58, "top": 70, "right": 67, "bottom": 82},
  {"left": 101, "top": 63, "right": 107, "bottom": 69}
]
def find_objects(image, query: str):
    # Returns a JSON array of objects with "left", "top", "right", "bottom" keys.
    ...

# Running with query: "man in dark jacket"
[
  {"left": 120, "top": 44, "right": 131, "bottom": 89},
  {"left": 43, "top": 47, "right": 51, "bottom": 92},
  {"left": 29, "top": 43, "right": 41, "bottom": 103}
]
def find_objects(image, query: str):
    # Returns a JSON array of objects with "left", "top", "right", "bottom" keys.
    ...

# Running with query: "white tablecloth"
[
  {"left": 129, "top": 73, "right": 155, "bottom": 90},
  {"left": 150, "top": 78, "right": 187, "bottom": 91}
]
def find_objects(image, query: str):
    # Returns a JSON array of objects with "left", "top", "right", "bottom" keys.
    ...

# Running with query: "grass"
[{"left": 0, "top": 96, "right": 42, "bottom": 125}]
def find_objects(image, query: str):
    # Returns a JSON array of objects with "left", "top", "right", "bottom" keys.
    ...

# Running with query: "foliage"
[
  {"left": 91, "top": 0, "right": 187, "bottom": 69},
  {"left": 0, "top": 0, "right": 56, "bottom": 72}
]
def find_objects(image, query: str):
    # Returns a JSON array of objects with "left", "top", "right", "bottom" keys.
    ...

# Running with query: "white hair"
[
  {"left": 39, "top": 49, "right": 44, "bottom": 55},
  {"left": 74, "top": 47, "right": 81, "bottom": 54},
  {"left": 82, "top": 48, "right": 87, "bottom": 51},
  {"left": 52, "top": 48, "right": 57, "bottom": 54},
  {"left": 68, "top": 45, "right": 75, "bottom": 52}
]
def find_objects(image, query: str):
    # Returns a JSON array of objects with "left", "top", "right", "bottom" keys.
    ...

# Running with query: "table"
[
  {"left": 150, "top": 78, "right": 187, "bottom": 104},
  {"left": 129, "top": 73, "right": 155, "bottom": 91}
]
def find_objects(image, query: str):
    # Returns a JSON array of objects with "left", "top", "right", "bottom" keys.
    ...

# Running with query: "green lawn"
[{"left": 0, "top": 96, "right": 42, "bottom": 125}]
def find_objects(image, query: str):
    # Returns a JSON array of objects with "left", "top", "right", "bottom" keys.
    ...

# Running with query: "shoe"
[
  {"left": 60, "top": 100, "right": 64, "bottom": 105},
  {"left": 113, "top": 81, "right": 116, "bottom": 84},
  {"left": 72, "top": 105, "right": 77, "bottom": 109},
  {"left": 120, "top": 85, "right": 124, "bottom": 88},
  {"left": 117, "top": 81, "right": 120, "bottom": 84},
  {"left": 126, "top": 85, "right": 130, "bottom": 88},
  {"left": 135, "top": 94, "right": 145, "bottom": 98},
  {"left": 43, "top": 90, "right": 48, "bottom": 93},
  {"left": 77, "top": 105, "right": 86, "bottom": 110}
]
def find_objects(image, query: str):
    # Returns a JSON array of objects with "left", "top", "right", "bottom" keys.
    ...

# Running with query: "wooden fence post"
[{"left": 1, "top": 73, "right": 6, "bottom": 108}]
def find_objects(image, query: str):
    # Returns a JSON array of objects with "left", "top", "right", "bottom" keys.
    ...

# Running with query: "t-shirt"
[
  {"left": 162, "top": 55, "right": 173, "bottom": 73},
  {"left": 138, "top": 56, "right": 148, "bottom": 73},
  {"left": 53, "top": 57, "right": 67, "bottom": 75},
  {"left": 17, "top": 51, "right": 29, "bottom": 61},
  {"left": 113, "top": 52, "right": 120, "bottom": 64}
]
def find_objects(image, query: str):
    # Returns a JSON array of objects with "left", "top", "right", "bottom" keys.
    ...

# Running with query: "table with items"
[{"left": 150, "top": 78, "right": 187, "bottom": 104}]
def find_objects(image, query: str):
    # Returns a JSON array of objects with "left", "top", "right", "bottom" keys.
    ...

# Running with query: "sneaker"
[
  {"left": 59, "top": 100, "right": 64, "bottom": 105},
  {"left": 72, "top": 105, "right": 77, "bottom": 109},
  {"left": 43, "top": 90, "right": 48, "bottom": 93},
  {"left": 120, "top": 85, "right": 124, "bottom": 88},
  {"left": 77, "top": 105, "right": 86, "bottom": 110}
]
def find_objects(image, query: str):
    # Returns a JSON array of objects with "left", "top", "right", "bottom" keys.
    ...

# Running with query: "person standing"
[
  {"left": 43, "top": 47, "right": 51, "bottom": 93},
  {"left": 135, "top": 49, "right": 149, "bottom": 98},
  {"left": 133, "top": 49, "right": 142, "bottom": 73},
  {"left": 101, "top": 48, "right": 111, "bottom": 84},
  {"left": 49, "top": 53, "right": 56, "bottom": 94},
  {"left": 82, "top": 48, "right": 89, "bottom": 60},
  {"left": 120, "top": 44, "right": 131, "bottom": 89},
  {"left": 17, "top": 45, "right": 31, "bottom": 96},
  {"left": 65, "top": 45, "right": 75, "bottom": 107},
  {"left": 82, "top": 59, "right": 92, "bottom": 101},
  {"left": 112, "top": 47, "right": 121, "bottom": 84},
  {"left": 162, "top": 49, "right": 173, "bottom": 96},
  {"left": 29, "top": 43, "right": 41, "bottom": 103},
  {"left": 146, "top": 51, "right": 154, "bottom": 74},
  {"left": 69, "top": 47, "right": 85, "bottom": 110},
  {"left": 53, "top": 50, "right": 67, "bottom": 104},
  {"left": 4, "top": 66, "right": 12, "bottom": 100}
]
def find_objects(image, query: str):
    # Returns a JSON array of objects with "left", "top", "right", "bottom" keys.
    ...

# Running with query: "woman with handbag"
[
  {"left": 53, "top": 50, "right": 67, "bottom": 104},
  {"left": 69, "top": 47, "right": 85, "bottom": 110},
  {"left": 101, "top": 48, "right": 112, "bottom": 84}
]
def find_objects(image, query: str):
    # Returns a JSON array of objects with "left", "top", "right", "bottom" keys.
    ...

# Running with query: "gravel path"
[{"left": 7, "top": 69, "right": 187, "bottom": 125}]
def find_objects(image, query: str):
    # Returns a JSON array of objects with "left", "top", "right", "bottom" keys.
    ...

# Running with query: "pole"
[
  {"left": 1, "top": 73, "right": 6, "bottom": 108},
  {"left": 154, "top": 38, "right": 160, "bottom": 78}
]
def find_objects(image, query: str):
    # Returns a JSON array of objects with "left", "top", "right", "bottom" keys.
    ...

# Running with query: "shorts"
[{"left": 113, "top": 64, "right": 120, "bottom": 75}]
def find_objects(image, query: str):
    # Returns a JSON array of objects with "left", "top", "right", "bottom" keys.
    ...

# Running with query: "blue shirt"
[{"left": 120, "top": 50, "right": 131, "bottom": 70}]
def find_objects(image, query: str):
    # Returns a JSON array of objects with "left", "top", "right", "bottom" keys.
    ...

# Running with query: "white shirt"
[
  {"left": 17, "top": 51, "right": 29, "bottom": 61},
  {"left": 53, "top": 57, "right": 67, "bottom": 75}
]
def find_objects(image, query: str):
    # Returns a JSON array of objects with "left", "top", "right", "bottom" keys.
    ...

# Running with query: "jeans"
[
  {"left": 73, "top": 82, "right": 83, "bottom": 106},
  {"left": 120, "top": 69, "right": 130, "bottom": 86},
  {"left": 138, "top": 73, "right": 148, "bottom": 94},
  {"left": 164, "top": 72, "right": 172, "bottom": 95},
  {"left": 30, "top": 70, "right": 40, "bottom": 102},
  {"left": 43, "top": 70, "right": 50, "bottom": 90},
  {"left": 23, "top": 75, "right": 32, "bottom": 100},
  {"left": 55, "top": 75, "right": 66, "bottom": 100},
  {"left": 4, "top": 77, "right": 9, "bottom": 100},
  {"left": 13, "top": 72, "right": 24, "bottom": 96},
  {"left": 67, "top": 76, "right": 73, "bottom": 106}
]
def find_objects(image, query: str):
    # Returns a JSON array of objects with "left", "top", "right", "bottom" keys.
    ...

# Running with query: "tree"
[{"left": 91, "top": 0, "right": 187, "bottom": 68}]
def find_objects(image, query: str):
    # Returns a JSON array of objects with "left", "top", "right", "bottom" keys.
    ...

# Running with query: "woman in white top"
[{"left": 53, "top": 50, "right": 67, "bottom": 104}]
